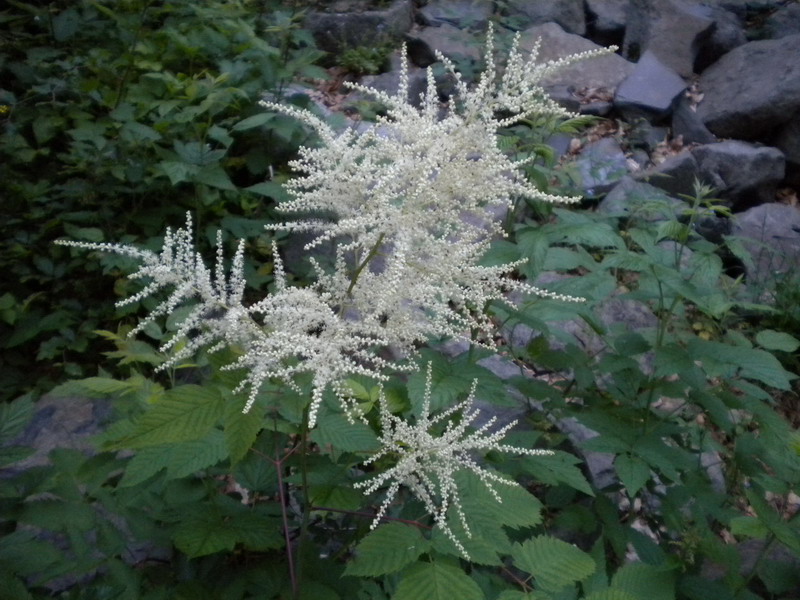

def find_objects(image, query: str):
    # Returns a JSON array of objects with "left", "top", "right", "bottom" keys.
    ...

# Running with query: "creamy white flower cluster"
[
  {"left": 355, "top": 363, "right": 554, "bottom": 558},
  {"left": 58, "top": 29, "right": 608, "bottom": 426}
]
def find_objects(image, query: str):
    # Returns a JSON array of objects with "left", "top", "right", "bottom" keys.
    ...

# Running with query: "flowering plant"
[{"left": 58, "top": 27, "right": 613, "bottom": 593}]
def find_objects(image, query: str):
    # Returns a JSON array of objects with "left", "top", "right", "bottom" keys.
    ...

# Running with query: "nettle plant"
[{"left": 47, "top": 31, "right": 664, "bottom": 599}]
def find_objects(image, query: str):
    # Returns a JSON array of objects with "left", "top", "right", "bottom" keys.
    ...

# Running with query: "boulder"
[
  {"left": 518, "top": 23, "right": 636, "bottom": 92},
  {"left": 672, "top": 95, "right": 718, "bottom": 145},
  {"left": 415, "top": 22, "right": 482, "bottom": 65},
  {"left": 691, "top": 141, "right": 785, "bottom": 207},
  {"left": 623, "top": 0, "right": 716, "bottom": 77},
  {"left": 304, "top": 0, "right": 413, "bottom": 55},
  {"left": 694, "top": 7, "right": 747, "bottom": 73},
  {"left": 773, "top": 112, "right": 800, "bottom": 186},
  {"left": 635, "top": 149, "right": 700, "bottom": 197},
  {"left": 573, "top": 137, "right": 631, "bottom": 196},
  {"left": 598, "top": 176, "right": 686, "bottom": 221},
  {"left": 636, "top": 141, "right": 785, "bottom": 206},
  {"left": 417, "top": 0, "right": 493, "bottom": 31},
  {"left": 696, "top": 34, "right": 800, "bottom": 140},
  {"left": 585, "top": 0, "right": 628, "bottom": 45},
  {"left": 614, "top": 51, "right": 687, "bottom": 122},
  {"left": 503, "top": 0, "right": 587, "bottom": 35},
  {"left": 764, "top": 3, "right": 800, "bottom": 39},
  {"left": 731, "top": 203, "right": 800, "bottom": 285}
]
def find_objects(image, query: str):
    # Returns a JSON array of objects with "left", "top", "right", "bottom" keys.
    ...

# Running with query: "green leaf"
[
  {"left": 194, "top": 165, "right": 236, "bottom": 191},
  {"left": 112, "top": 385, "right": 225, "bottom": 449},
  {"left": 610, "top": 563, "right": 675, "bottom": 600},
  {"left": 345, "top": 523, "right": 429, "bottom": 577},
  {"left": 512, "top": 535, "right": 596, "bottom": 592},
  {"left": 687, "top": 338, "right": 795, "bottom": 390},
  {"left": 119, "top": 429, "right": 228, "bottom": 487},
  {"left": 522, "top": 452, "right": 594, "bottom": 497},
  {"left": 393, "top": 562, "right": 483, "bottom": 600},
  {"left": 18, "top": 499, "right": 96, "bottom": 532},
  {"left": 232, "top": 113, "right": 274, "bottom": 131},
  {"left": 756, "top": 330, "right": 800, "bottom": 352},
  {"left": 173, "top": 515, "right": 238, "bottom": 558},
  {"left": 614, "top": 454, "right": 650, "bottom": 496},
  {"left": 311, "top": 412, "right": 379, "bottom": 453},
  {"left": 584, "top": 591, "right": 637, "bottom": 600},
  {"left": 729, "top": 516, "right": 768, "bottom": 539},
  {"left": 224, "top": 398, "right": 263, "bottom": 464},
  {"left": 0, "top": 395, "right": 34, "bottom": 445}
]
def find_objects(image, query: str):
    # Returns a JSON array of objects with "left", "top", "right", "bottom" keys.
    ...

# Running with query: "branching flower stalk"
[{"left": 57, "top": 28, "right": 612, "bottom": 552}]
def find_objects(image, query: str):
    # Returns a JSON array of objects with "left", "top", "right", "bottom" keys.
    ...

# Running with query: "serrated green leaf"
[
  {"left": 173, "top": 515, "right": 238, "bottom": 557},
  {"left": 0, "top": 395, "right": 34, "bottom": 445},
  {"left": 0, "top": 446, "right": 34, "bottom": 467},
  {"left": 756, "top": 330, "right": 800, "bottom": 352},
  {"left": 523, "top": 452, "right": 594, "bottom": 497},
  {"left": 614, "top": 454, "right": 650, "bottom": 496},
  {"left": 393, "top": 562, "right": 483, "bottom": 600},
  {"left": 18, "top": 499, "right": 95, "bottom": 532},
  {"left": 0, "top": 569, "right": 33, "bottom": 600},
  {"left": 232, "top": 113, "right": 274, "bottom": 131},
  {"left": 729, "top": 516, "right": 768, "bottom": 539},
  {"left": 224, "top": 398, "right": 263, "bottom": 464},
  {"left": 113, "top": 385, "right": 225, "bottom": 449},
  {"left": 497, "top": 592, "right": 552, "bottom": 600},
  {"left": 584, "top": 590, "right": 637, "bottom": 600},
  {"left": 311, "top": 412, "right": 379, "bottom": 453},
  {"left": 456, "top": 469, "right": 544, "bottom": 529},
  {"left": 0, "top": 530, "right": 63, "bottom": 578},
  {"left": 119, "top": 429, "right": 228, "bottom": 487},
  {"left": 687, "top": 338, "right": 795, "bottom": 390},
  {"left": 512, "top": 536, "right": 595, "bottom": 592},
  {"left": 345, "top": 523, "right": 429, "bottom": 577},
  {"left": 229, "top": 509, "right": 283, "bottom": 551},
  {"left": 610, "top": 563, "right": 675, "bottom": 600}
]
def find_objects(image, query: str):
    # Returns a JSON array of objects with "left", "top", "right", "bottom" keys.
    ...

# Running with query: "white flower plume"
[
  {"left": 57, "top": 28, "right": 609, "bottom": 426},
  {"left": 354, "top": 363, "right": 554, "bottom": 558}
]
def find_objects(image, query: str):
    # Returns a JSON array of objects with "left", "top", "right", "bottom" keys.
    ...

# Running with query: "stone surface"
[
  {"left": 635, "top": 150, "right": 700, "bottom": 197},
  {"left": 415, "top": 22, "right": 482, "bottom": 64},
  {"left": 573, "top": 137, "right": 631, "bottom": 196},
  {"left": 696, "top": 34, "right": 800, "bottom": 140},
  {"left": 418, "top": 0, "right": 493, "bottom": 30},
  {"left": 518, "top": 23, "right": 636, "bottom": 91},
  {"left": 671, "top": 94, "right": 718, "bottom": 145},
  {"left": 765, "top": 3, "right": 800, "bottom": 38},
  {"left": 504, "top": 0, "right": 587, "bottom": 35},
  {"left": 732, "top": 203, "right": 800, "bottom": 284},
  {"left": 773, "top": 112, "right": 800, "bottom": 186},
  {"left": 623, "top": 0, "right": 716, "bottom": 77},
  {"left": 304, "top": 0, "right": 413, "bottom": 55},
  {"left": 694, "top": 6, "right": 747, "bottom": 72},
  {"left": 585, "top": 0, "right": 628, "bottom": 45},
  {"left": 614, "top": 51, "right": 687, "bottom": 121},
  {"left": 691, "top": 140, "right": 785, "bottom": 207},
  {"left": 599, "top": 176, "right": 686, "bottom": 221}
]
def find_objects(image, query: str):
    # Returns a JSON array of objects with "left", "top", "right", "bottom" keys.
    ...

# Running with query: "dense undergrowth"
[{"left": 1, "top": 1, "right": 799, "bottom": 599}]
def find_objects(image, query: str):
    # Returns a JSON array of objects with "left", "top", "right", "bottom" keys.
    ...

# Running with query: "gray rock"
[
  {"left": 303, "top": 0, "right": 413, "bottom": 55},
  {"left": 573, "top": 137, "right": 631, "bottom": 196},
  {"left": 415, "top": 22, "right": 482, "bottom": 64},
  {"left": 765, "top": 3, "right": 800, "bottom": 39},
  {"left": 585, "top": 0, "right": 628, "bottom": 45},
  {"left": 634, "top": 150, "right": 700, "bottom": 197},
  {"left": 503, "top": 0, "right": 587, "bottom": 35},
  {"left": 518, "top": 23, "right": 636, "bottom": 92},
  {"left": 614, "top": 51, "right": 687, "bottom": 121},
  {"left": 671, "top": 94, "right": 718, "bottom": 145},
  {"left": 773, "top": 112, "right": 800, "bottom": 186},
  {"left": 623, "top": 0, "right": 716, "bottom": 77},
  {"left": 694, "top": 7, "right": 747, "bottom": 73},
  {"left": 599, "top": 176, "right": 686, "bottom": 221},
  {"left": 692, "top": 140, "right": 785, "bottom": 207},
  {"left": 731, "top": 203, "right": 800, "bottom": 285},
  {"left": 696, "top": 34, "right": 800, "bottom": 140},
  {"left": 418, "top": 0, "right": 493, "bottom": 30}
]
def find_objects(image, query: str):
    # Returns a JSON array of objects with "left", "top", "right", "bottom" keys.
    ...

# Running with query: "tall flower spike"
[{"left": 354, "top": 363, "right": 554, "bottom": 558}]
